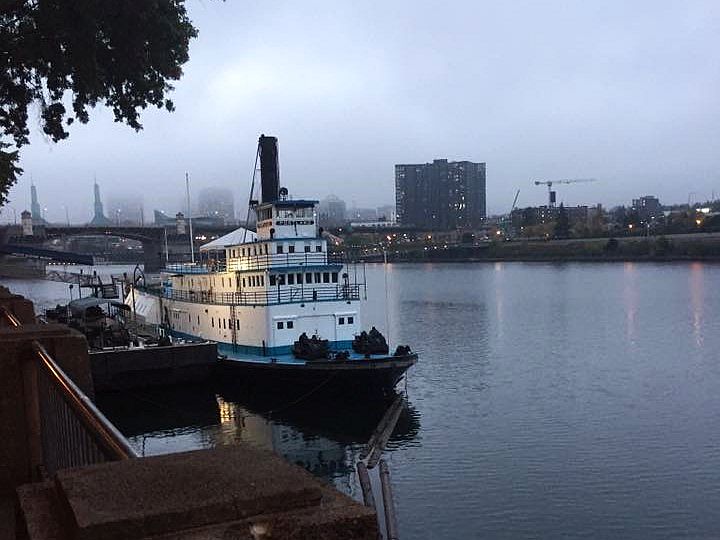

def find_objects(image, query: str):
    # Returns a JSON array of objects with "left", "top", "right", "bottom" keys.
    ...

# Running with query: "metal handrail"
[
  {"left": 1, "top": 304, "right": 137, "bottom": 468},
  {"left": 32, "top": 341, "right": 138, "bottom": 460},
  {"left": 0, "top": 305, "right": 22, "bottom": 327},
  {"left": 166, "top": 252, "right": 347, "bottom": 274},
  {"left": 152, "top": 284, "right": 362, "bottom": 307}
]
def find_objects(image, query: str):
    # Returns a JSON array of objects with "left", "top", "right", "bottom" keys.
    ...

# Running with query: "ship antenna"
[{"left": 242, "top": 141, "right": 261, "bottom": 244}]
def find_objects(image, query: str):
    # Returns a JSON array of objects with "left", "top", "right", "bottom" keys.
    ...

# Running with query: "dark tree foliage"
[{"left": 0, "top": 0, "right": 198, "bottom": 204}]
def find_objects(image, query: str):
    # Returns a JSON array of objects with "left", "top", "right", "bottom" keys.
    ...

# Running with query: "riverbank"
[{"left": 350, "top": 232, "right": 720, "bottom": 263}]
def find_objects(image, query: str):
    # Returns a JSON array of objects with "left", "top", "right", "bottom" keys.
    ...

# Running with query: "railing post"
[{"left": 20, "top": 349, "right": 44, "bottom": 480}]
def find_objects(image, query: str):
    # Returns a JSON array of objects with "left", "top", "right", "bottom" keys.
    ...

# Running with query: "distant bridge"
[{"left": 5, "top": 224, "right": 237, "bottom": 271}]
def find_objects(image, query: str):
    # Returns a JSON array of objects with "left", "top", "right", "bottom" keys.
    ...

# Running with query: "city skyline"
[{"left": 1, "top": 1, "right": 718, "bottom": 223}]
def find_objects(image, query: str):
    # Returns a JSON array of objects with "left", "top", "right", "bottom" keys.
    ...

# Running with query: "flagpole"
[{"left": 186, "top": 172, "right": 195, "bottom": 264}]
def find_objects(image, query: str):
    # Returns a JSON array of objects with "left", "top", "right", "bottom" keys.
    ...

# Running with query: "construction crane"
[
  {"left": 533, "top": 178, "right": 597, "bottom": 207},
  {"left": 502, "top": 189, "right": 521, "bottom": 238}
]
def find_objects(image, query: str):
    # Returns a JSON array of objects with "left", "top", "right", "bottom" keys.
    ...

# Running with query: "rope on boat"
[{"left": 265, "top": 372, "right": 339, "bottom": 417}]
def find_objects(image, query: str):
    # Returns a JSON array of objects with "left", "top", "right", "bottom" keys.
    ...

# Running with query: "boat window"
[
  {"left": 304, "top": 245, "right": 311, "bottom": 253},
  {"left": 264, "top": 244, "right": 268, "bottom": 254},
  {"left": 242, "top": 278, "right": 246, "bottom": 287},
  {"left": 260, "top": 275, "right": 265, "bottom": 286},
  {"left": 314, "top": 272, "right": 321, "bottom": 283},
  {"left": 348, "top": 316, "right": 354, "bottom": 324},
  {"left": 331, "top": 272, "right": 338, "bottom": 283},
  {"left": 288, "top": 274, "right": 295, "bottom": 285},
  {"left": 289, "top": 245, "right": 295, "bottom": 253},
  {"left": 270, "top": 275, "right": 276, "bottom": 286},
  {"left": 277, "top": 244, "right": 284, "bottom": 254},
  {"left": 278, "top": 275, "right": 286, "bottom": 285},
  {"left": 323, "top": 272, "right": 330, "bottom": 283},
  {"left": 339, "top": 317, "right": 345, "bottom": 325},
  {"left": 305, "top": 272, "right": 312, "bottom": 283},
  {"left": 316, "top": 245, "right": 322, "bottom": 252},
  {"left": 296, "top": 273, "right": 302, "bottom": 284},
  {"left": 287, "top": 321, "right": 294, "bottom": 329},
  {"left": 277, "top": 321, "right": 284, "bottom": 329}
]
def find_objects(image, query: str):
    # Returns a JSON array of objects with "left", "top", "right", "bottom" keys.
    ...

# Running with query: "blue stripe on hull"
[{"left": 168, "top": 329, "right": 352, "bottom": 358}]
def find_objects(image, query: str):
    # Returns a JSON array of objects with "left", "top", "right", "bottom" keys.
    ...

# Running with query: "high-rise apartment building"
[
  {"left": 631, "top": 195, "right": 662, "bottom": 222},
  {"left": 318, "top": 195, "right": 347, "bottom": 228},
  {"left": 395, "top": 159, "right": 486, "bottom": 229}
]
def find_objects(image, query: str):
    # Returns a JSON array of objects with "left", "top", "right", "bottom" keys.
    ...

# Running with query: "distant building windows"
[
  {"left": 304, "top": 245, "right": 311, "bottom": 253},
  {"left": 287, "top": 321, "right": 294, "bottom": 329},
  {"left": 339, "top": 317, "right": 345, "bottom": 325},
  {"left": 289, "top": 245, "right": 295, "bottom": 253},
  {"left": 348, "top": 316, "right": 354, "bottom": 325},
  {"left": 277, "top": 321, "right": 284, "bottom": 329},
  {"left": 316, "top": 245, "right": 322, "bottom": 252},
  {"left": 277, "top": 245, "right": 284, "bottom": 254}
]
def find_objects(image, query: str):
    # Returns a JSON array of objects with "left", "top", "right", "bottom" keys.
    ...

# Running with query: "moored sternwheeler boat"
[{"left": 127, "top": 135, "right": 417, "bottom": 396}]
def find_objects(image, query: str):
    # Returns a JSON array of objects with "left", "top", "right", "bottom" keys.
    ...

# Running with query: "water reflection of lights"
[
  {"left": 689, "top": 262, "right": 704, "bottom": 348},
  {"left": 623, "top": 262, "right": 638, "bottom": 341}
]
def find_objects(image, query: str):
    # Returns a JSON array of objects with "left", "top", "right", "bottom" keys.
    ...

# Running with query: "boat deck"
[{"left": 221, "top": 348, "right": 406, "bottom": 366}]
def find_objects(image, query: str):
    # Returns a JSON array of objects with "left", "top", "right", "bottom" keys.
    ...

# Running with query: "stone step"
[{"left": 18, "top": 444, "right": 377, "bottom": 540}]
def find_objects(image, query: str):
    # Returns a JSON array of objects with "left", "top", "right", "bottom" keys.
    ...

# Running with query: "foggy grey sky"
[{"left": 4, "top": 0, "right": 720, "bottom": 223}]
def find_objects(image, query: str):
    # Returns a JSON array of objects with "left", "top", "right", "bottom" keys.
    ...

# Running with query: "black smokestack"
[{"left": 259, "top": 135, "right": 279, "bottom": 203}]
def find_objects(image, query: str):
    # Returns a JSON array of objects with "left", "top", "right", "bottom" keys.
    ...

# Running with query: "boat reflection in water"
[{"left": 97, "top": 382, "right": 420, "bottom": 490}]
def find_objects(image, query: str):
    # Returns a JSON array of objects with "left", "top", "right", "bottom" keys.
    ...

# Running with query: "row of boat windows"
[
  {"left": 171, "top": 311, "right": 240, "bottom": 331},
  {"left": 256, "top": 207, "right": 314, "bottom": 221},
  {"left": 276, "top": 316, "right": 353, "bottom": 330},
  {"left": 185, "top": 271, "right": 337, "bottom": 290},
  {"left": 269, "top": 272, "right": 338, "bottom": 286},
  {"left": 211, "top": 317, "right": 240, "bottom": 330},
  {"left": 187, "top": 275, "right": 265, "bottom": 289},
  {"left": 227, "top": 243, "right": 323, "bottom": 258}
]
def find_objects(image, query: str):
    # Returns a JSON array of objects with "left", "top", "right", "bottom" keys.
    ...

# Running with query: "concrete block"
[
  {"left": 55, "top": 444, "right": 325, "bottom": 539},
  {"left": 16, "top": 482, "right": 66, "bottom": 540}
]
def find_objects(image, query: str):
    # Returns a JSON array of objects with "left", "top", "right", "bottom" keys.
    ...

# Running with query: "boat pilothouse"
[{"left": 129, "top": 135, "right": 416, "bottom": 395}]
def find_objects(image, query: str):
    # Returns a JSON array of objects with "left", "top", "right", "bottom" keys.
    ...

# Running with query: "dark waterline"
[{"left": 8, "top": 262, "right": 720, "bottom": 538}]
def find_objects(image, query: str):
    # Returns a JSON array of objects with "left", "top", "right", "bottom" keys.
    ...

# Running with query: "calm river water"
[{"left": 6, "top": 262, "right": 720, "bottom": 538}]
